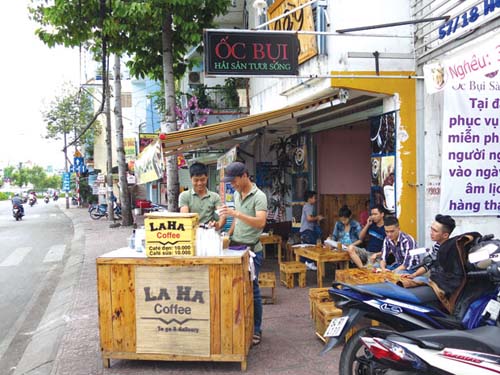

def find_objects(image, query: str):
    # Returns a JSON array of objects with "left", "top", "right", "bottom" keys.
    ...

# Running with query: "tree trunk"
[
  {"left": 113, "top": 54, "right": 133, "bottom": 226},
  {"left": 104, "top": 56, "right": 115, "bottom": 221},
  {"left": 161, "top": 13, "right": 179, "bottom": 212}
]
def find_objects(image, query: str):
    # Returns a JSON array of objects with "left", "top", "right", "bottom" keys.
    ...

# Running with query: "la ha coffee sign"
[
  {"left": 136, "top": 266, "right": 210, "bottom": 356},
  {"left": 204, "top": 30, "right": 299, "bottom": 76}
]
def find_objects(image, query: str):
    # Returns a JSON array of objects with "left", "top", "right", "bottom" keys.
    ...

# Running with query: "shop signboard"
[
  {"left": 144, "top": 213, "right": 198, "bottom": 256},
  {"left": 437, "top": 36, "right": 500, "bottom": 216},
  {"left": 135, "top": 265, "right": 210, "bottom": 356},
  {"left": 62, "top": 172, "right": 71, "bottom": 192},
  {"left": 204, "top": 30, "right": 299, "bottom": 76},
  {"left": 268, "top": 0, "right": 318, "bottom": 64}
]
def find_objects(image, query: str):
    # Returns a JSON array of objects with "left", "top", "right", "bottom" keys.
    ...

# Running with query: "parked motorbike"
[
  {"left": 13, "top": 204, "right": 24, "bottom": 221},
  {"left": 358, "top": 239, "right": 500, "bottom": 375},
  {"left": 321, "top": 233, "right": 498, "bottom": 374},
  {"left": 88, "top": 203, "right": 122, "bottom": 220}
]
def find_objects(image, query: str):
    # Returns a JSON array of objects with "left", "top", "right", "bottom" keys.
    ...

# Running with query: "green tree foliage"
[
  {"left": 30, "top": 0, "right": 231, "bottom": 211},
  {"left": 3, "top": 166, "right": 15, "bottom": 179},
  {"left": 10, "top": 165, "right": 61, "bottom": 190},
  {"left": 43, "top": 84, "right": 98, "bottom": 149},
  {"left": 29, "top": 0, "right": 230, "bottom": 80}
]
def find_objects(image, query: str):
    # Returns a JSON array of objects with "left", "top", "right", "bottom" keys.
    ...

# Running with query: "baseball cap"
[{"left": 222, "top": 162, "right": 248, "bottom": 182}]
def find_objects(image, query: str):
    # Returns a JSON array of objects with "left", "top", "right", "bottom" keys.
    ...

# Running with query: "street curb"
[{"left": 13, "top": 206, "right": 85, "bottom": 375}]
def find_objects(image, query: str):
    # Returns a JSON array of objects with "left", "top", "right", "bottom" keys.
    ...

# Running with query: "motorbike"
[
  {"left": 13, "top": 204, "right": 24, "bottom": 221},
  {"left": 29, "top": 196, "right": 37, "bottom": 207},
  {"left": 321, "top": 233, "right": 498, "bottom": 374},
  {"left": 53, "top": 194, "right": 59, "bottom": 201},
  {"left": 88, "top": 203, "right": 122, "bottom": 220},
  {"left": 44, "top": 196, "right": 50, "bottom": 204},
  {"left": 359, "top": 238, "right": 500, "bottom": 374}
]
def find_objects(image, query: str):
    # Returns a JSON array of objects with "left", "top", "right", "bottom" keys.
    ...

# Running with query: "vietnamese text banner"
[{"left": 440, "top": 37, "right": 500, "bottom": 216}]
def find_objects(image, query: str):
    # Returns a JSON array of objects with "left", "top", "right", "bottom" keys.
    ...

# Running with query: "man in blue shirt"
[
  {"left": 299, "top": 190, "right": 324, "bottom": 270},
  {"left": 346, "top": 205, "right": 386, "bottom": 268}
]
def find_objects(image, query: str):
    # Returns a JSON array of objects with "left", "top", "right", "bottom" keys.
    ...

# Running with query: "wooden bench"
[
  {"left": 315, "top": 301, "right": 343, "bottom": 342},
  {"left": 258, "top": 272, "right": 276, "bottom": 304},
  {"left": 279, "top": 261, "right": 307, "bottom": 288}
]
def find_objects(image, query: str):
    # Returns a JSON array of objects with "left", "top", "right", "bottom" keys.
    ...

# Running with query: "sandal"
[{"left": 252, "top": 333, "right": 262, "bottom": 346}]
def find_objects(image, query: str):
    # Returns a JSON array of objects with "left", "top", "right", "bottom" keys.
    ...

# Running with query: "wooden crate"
[
  {"left": 97, "top": 250, "right": 253, "bottom": 371},
  {"left": 315, "top": 301, "right": 342, "bottom": 342},
  {"left": 308, "top": 287, "right": 331, "bottom": 320},
  {"left": 258, "top": 272, "right": 276, "bottom": 304},
  {"left": 279, "top": 261, "right": 307, "bottom": 288}
]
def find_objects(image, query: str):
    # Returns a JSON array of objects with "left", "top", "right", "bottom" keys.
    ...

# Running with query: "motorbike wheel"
[
  {"left": 89, "top": 208, "right": 103, "bottom": 220},
  {"left": 339, "top": 328, "right": 414, "bottom": 375}
]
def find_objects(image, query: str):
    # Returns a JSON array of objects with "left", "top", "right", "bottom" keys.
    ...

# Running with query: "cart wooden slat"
[{"left": 97, "top": 248, "right": 253, "bottom": 371}]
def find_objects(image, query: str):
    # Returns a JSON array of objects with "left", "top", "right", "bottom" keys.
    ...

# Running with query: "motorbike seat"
[
  {"left": 357, "top": 282, "right": 438, "bottom": 305},
  {"left": 393, "top": 326, "right": 500, "bottom": 355}
]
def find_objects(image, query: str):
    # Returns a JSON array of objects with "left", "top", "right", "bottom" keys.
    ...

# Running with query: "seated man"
[
  {"left": 346, "top": 205, "right": 386, "bottom": 268},
  {"left": 402, "top": 214, "right": 456, "bottom": 282},
  {"left": 379, "top": 216, "right": 418, "bottom": 273}
]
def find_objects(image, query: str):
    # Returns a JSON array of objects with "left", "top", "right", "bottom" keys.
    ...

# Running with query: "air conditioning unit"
[{"left": 188, "top": 71, "right": 203, "bottom": 86}]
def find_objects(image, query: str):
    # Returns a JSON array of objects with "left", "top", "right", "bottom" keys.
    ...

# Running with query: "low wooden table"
[
  {"left": 293, "top": 245, "right": 351, "bottom": 287},
  {"left": 335, "top": 268, "right": 402, "bottom": 285},
  {"left": 260, "top": 234, "right": 283, "bottom": 262}
]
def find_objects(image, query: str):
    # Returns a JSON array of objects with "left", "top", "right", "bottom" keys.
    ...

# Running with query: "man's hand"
[
  {"left": 317, "top": 215, "right": 324, "bottom": 222},
  {"left": 401, "top": 273, "right": 415, "bottom": 279},
  {"left": 219, "top": 205, "right": 238, "bottom": 219},
  {"left": 369, "top": 253, "right": 378, "bottom": 264}
]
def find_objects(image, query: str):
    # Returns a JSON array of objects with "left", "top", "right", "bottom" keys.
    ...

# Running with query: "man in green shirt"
[
  {"left": 179, "top": 162, "right": 226, "bottom": 230},
  {"left": 219, "top": 162, "right": 267, "bottom": 346}
]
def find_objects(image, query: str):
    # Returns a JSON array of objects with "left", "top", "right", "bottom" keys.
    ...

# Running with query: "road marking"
[
  {"left": 43, "top": 244, "right": 66, "bottom": 263},
  {"left": 49, "top": 213, "right": 57, "bottom": 217},
  {"left": 0, "top": 247, "right": 32, "bottom": 267},
  {"left": 30, "top": 214, "right": 41, "bottom": 218},
  {"left": 0, "top": 265, "right": 57, "bottom": 361}
]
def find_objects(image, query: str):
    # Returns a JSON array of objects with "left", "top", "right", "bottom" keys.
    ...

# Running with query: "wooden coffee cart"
[{"left": 96, "top": 248, "right": 254, "bottom": 370}]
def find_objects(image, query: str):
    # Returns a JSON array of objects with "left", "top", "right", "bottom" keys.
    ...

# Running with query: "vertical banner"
[
  {"left": 370, "top": 112, "right": 397, "bottom": 214},
  {"left": 438, "top": 37, "right": 500, "bottom": 215},
  {"left": 135, "top": 266, "right": 210, "bottom": 356},
  {"left": 124, "top": 137, "right": 137, "bottom": 162},
  {"left": 134, "top": 140, "right": 164, "bottom": 184}
]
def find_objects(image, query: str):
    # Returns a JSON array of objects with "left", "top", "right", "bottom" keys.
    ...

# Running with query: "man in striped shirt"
[
  {"left": 379, "top": 216, "right": 418, "bottom": 273},
  {"left": 402, "top": 214, "right": 456, "bottom": 281}
]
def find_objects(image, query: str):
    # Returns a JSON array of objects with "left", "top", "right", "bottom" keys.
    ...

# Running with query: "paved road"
[{"left": 0, "top": 200, "right": 73, "bottom": 374}]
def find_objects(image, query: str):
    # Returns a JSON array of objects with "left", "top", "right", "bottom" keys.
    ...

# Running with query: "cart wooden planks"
[{"left": 96, "top": 248, "right": 253, "bottom": 371}]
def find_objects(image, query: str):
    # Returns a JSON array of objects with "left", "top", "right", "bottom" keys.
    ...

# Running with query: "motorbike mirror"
[{"left": 468, "top": 241, "right": 500, "bottom": 269}]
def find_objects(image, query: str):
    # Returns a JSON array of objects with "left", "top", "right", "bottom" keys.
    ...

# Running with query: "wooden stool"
[
  {"left": 308, "top": 287, "right": 332, "bottom": 320},
  {"left": 279, "top": 261, "right": 307, "bottom": 288},
  {"left": 259, "top": 272, "right": 277, "bottom": 304},
  {"left": 315, "top": 301, "right": 342, "bottom": 342}
]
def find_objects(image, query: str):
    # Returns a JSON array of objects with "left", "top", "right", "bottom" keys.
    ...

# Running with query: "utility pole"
[{"left": 63, "top": 132, "right": 69, "bottom": 209}]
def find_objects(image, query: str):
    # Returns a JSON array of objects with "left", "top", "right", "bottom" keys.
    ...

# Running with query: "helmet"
[{"left": 14, "top": 193, "right": 19, "bottom": 197}]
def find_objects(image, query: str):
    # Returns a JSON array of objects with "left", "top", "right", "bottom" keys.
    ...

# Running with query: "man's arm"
[
  {"left": 358, "top": 219, "right": 372, "bottom": 242},
  {"left": 379, "top": 239, "right": 389, "bottom": 271},
  {"left": 180, "top": 206, "right": 190, "bottom": 213},
  {"left": 224, "top": 208, "right": 266, "bottom": 229}
]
